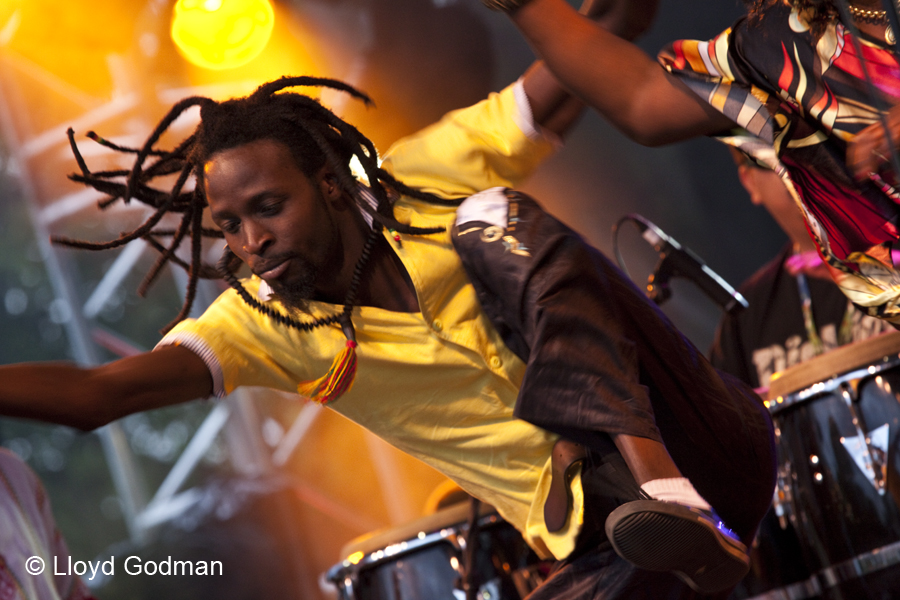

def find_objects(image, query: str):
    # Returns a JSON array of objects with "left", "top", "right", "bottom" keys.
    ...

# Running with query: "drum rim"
[
  {"left": 336, "top": 501, "right": 498, "bottom": 559},
  {"left": 741, "top": 539, "right": 900, "bottom": 599},
  {"left": 326, "top": 507, "right": 504, "bottom": 582},
  {"left": 767, "top": 331, "right": 900, "bottom": 412}
]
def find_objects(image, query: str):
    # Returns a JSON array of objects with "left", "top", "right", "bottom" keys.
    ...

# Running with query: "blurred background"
[{"left": 0, "top": 0, "right": 786, "bottom": 598}]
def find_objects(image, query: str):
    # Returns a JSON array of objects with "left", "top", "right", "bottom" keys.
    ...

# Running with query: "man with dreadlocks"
[
  {"left": 484, "top": 0, "right": 900, "bottom": 326},
  {"left": 0, "top": 3, "right": 777, "bottom": 598}
]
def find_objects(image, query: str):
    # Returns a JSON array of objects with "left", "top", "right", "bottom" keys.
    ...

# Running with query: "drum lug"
[
  {"left": 840, "top": 382, "right": 888, "bottom": 495},
  {"left": 773, "top": 458, "right": 795, "bottom": 530}
]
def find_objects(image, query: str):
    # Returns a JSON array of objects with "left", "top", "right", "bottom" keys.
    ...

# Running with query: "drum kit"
[{"left": 327, "top": 331, "right": 900, "bottom": 599}]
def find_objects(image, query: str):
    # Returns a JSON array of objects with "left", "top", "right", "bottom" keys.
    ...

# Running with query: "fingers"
[
  {"left": 848, "top": 104, "right": 900, "bottom": 181},
  {"left": 848, "top": 125, "right": 887, "bottom": 179}
]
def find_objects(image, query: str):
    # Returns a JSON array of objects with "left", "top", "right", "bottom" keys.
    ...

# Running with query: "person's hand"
[
  {"left": 784, "top": 250, "right": 833, "bottom": 281},
  {"left": 847, "top": 103, "right": 900, "bottom": 181},
  {"left": 579, "top": 0, "right": 659, "bottom": 41}
]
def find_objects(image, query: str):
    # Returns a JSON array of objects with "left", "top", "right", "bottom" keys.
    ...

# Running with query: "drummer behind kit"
[{"left": 748, "top": 330, "right": 900, "bottom": 599}]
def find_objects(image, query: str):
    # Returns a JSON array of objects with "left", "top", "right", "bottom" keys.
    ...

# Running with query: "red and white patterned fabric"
[{"left": 661, "top": 2, "right": 900, "bottom": 322}]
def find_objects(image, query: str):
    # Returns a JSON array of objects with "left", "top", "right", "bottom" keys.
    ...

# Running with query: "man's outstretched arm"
[
  {"left": 0, "top": 345, "right": 213, "bottom": 431},
  {"left": 510, "top": 0, "right": 734, "bottom": 145}
]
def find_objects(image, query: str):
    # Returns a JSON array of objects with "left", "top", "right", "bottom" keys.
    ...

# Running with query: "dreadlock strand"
[
  {"left": 127, "top": 96, "right": 211, "bottom": 204},
  {"left": 89, "top": 169, "right": 131, "bottom": 178},
  {"left": 142, "top": 156, "right": 190, "bottom": 180},
  {"left": 150, "top": 226, "right": 223, "bottom": 239},
  {"left": 365, "top": 210, "right": 446, "bottom": 237},
  {"left": 160, "top": 202, "right": 205, "bottom": 334},
  {"left": 137, "top": 208, "right": 193, "bottom": 297},
  {"left": 66, "top": 128, "right": 92, "bottom": 177},
  {"left": 86, "top": 131, "right": 167, "bottom": 156},
  {"left": 253, "top": 76, "right": 374, "bottom": 108},
  {"left": 144, "top": 235, "right": 191, "bottom": 274},
  {"left": 377, "top": 168, "right": 463, "bottom": 206},
  {"left": 53, "top": 185, "right": 179, "bottom": 252},
  {"left": 145, "top": 235, "right": 221, "bottom": 280}
]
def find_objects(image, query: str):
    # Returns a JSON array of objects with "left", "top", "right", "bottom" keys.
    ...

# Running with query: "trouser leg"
[
  {"left": 453, "top": 191, "right": 662, "bottom": 446},
  {"left": 525, "top": 453, "right": 706, "bottom": 600},
  {"left": 452, "top": 190, "right": 775, "bottom": 543}
]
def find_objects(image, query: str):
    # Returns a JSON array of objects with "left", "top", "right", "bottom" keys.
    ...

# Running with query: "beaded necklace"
[{"left": 848, "top": 2, "right": 900, "bottom": 44}]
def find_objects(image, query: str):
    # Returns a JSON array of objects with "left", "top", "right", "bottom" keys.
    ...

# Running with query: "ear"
[{"left": 316, "top": 165, "right": 342, "bottom": 202}]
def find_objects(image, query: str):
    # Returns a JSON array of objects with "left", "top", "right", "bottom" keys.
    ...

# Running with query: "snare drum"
[
  {"left": 766, "top": 331, "right": 900, "bottom": 598},
  {"left": 326, "top": 501, "right": 545, "bottom": 600}
]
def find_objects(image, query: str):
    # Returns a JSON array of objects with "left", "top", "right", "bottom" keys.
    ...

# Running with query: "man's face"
[{"left": 205, "top": 138, "right": 343, "bottom": 308}]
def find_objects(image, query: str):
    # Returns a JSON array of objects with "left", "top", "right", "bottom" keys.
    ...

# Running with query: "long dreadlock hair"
[{"left": 57, "top": 76, "right": 463, "bottom": 339}]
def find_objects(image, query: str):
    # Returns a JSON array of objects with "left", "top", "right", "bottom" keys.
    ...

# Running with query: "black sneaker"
[{"left": 605, "top": 499, "right": 750, "bottom": 594}]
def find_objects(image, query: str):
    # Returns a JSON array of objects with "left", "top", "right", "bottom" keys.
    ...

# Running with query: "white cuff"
[
  {"left": 154, "top": 333, "right": 226, "bottom": 398},
  {"left": 512, "top": 78, "right": 564, "bottom": 147}
]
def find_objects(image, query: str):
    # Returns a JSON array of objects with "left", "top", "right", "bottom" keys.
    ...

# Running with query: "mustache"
[
  {"left": 250, "top": 253, "right": 297, "bottom": 278},
  {"left": 267, "top": 258, "right": 319, "bottom": 312}
]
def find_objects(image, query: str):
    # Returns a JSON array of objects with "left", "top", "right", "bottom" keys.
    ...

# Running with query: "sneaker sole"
[{"left": 605, "top": 500, "right": 750, "bottom": 594}]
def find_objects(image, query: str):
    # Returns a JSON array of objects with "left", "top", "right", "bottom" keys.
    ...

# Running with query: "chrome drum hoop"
[{"left": 767, "top": 352, "right": 900, "bottom": 416}]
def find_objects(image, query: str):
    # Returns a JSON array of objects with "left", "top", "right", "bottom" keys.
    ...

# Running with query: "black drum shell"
[
  {"left": 327, "top": 502, "right": 545, "bottom": 600},
  {"left": 768, "top": 357, "right": 900, "bottom": 598}
]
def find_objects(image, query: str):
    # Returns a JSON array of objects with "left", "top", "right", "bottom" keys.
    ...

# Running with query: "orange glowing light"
[{"left": 171, "top": 0, "right": 274, "bottom": 70}]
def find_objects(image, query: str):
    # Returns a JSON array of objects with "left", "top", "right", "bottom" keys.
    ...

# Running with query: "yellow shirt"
[{"left": 159, "top": 84, "right": 583, "bottom": 560}]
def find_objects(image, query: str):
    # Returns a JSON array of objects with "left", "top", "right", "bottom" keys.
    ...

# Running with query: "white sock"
[{"left": 641, "top": 477, "right": 711, "bottom": 511}]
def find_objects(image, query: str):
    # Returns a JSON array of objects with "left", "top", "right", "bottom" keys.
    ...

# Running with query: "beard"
[{"left": 268, "top": 257, "right": 319, "bottom": 312}]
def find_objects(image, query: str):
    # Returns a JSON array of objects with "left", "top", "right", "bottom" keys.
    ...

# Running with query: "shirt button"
[
  {"left": 432, "top": 319, "right": 443, "bottom": 332},
  {"left": 489, "top": 356, "right": 502, "bottom": 369}
]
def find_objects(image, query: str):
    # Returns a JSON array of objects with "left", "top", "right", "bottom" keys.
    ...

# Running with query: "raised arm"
[
  {"left": 519, "top": 0, "right": 665, "bottom": 138},
  {"left": 507, "top": 0, "right": 734, "bottom": 145},
  {"left": 0, "top": 345, "right": 213, "bottom": 431}
]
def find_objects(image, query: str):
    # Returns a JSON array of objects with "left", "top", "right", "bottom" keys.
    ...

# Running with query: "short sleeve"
[
  {"left": 155, "top": 281, "right": 323, "bottom": 397},
  {"left": 380, "top": 83, "right": 557, "bottom": 200}
]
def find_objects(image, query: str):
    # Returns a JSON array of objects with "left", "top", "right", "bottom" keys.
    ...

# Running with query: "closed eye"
[
  {"left": 257, "top": 197, "right": 285, "bottom": 217},
  {"left": 219, "top": 219, "right": 240, "bottom": 234}
]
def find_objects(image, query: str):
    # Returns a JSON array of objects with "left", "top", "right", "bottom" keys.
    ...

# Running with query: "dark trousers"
[{"left": 452, "top": 191, "right": 776, "bottom": 598}]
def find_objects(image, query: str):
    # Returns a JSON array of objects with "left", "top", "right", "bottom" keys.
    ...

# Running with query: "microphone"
[{"left": 628, "top": 214, "right": 748, "bottom": 314}]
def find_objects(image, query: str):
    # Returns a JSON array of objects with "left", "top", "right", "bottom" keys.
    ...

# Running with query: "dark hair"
[
  {"left": 57, "top": 76, "right": 460, "bottom": 335},
  {"left": 745, "top": 0, "right": 840, "bottom": 36}
]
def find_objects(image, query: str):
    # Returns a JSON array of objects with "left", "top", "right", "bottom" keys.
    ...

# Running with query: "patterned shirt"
[{"left": 660, "top": 2, "right": 900, "bottom": 322}]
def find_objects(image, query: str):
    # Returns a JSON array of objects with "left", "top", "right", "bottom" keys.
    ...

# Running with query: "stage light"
[{"left": 170, "top": 0, "right": 274, "bottom": 70}]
